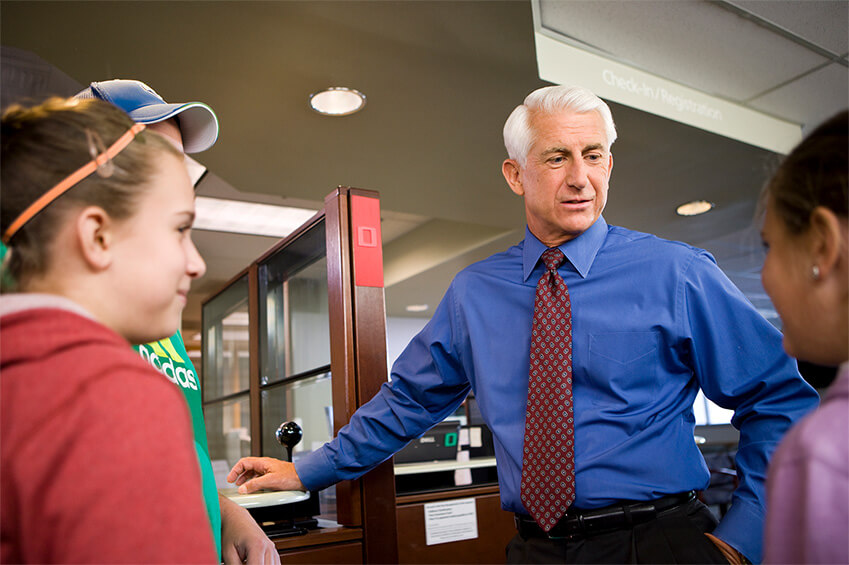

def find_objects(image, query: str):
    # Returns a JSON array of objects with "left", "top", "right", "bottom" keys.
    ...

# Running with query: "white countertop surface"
[{"left": 220, "top": 488, "right": 310, "bottom": 508}]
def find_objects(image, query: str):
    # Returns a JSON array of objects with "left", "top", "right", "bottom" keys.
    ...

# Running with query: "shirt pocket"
[{"left": 586, "top": 331, "right": 660, "bottom": 408}]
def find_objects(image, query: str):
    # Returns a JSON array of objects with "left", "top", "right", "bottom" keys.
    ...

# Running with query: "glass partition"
[
  {"left": 260, "top": 371, "right": 334, "bottom": 459},
  {"left": 204, "top": 395, "right": 251, "bottom": 473},
  {"left": 202, "top": 273, "right": 252, "bottom": 480},
  {"left": 260, "top": 221, "right": 330, "bottom": 385},
  {"left": 202, "top": 274, "right": 251, "bottom": 400},
  {"left": 257, "top": 218, "right": 337, "bottom": 519}
]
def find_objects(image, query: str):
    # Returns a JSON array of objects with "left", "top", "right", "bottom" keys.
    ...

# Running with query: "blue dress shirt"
[{"left": 296, "top": 217, "right": 818, "bottom": 562}]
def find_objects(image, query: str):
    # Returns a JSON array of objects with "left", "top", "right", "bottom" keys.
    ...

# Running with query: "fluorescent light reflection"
[
  {"left": 193, "top": 197, "right": 316, "bottom": 238},
  {"left": 222, "top": 311, "right": 250, "bottom": 326}
]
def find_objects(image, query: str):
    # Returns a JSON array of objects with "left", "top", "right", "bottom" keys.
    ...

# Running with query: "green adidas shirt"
[
  {"left": 134, "top": 334, "right": 222, "bottom": 558},
  {"left": 0, "top": 242, "right": 11, "bottom": 289}
]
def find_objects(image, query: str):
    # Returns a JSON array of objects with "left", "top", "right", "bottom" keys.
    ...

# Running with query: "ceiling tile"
[
  {"left": 729, "top": 0, "right": 848, "bottom": 56},
  {"left": 539, "top": 0, "right": 827, "bottom": 100},
  {"left": 748, "top": 62, "right": 849, "bottom": 131}
]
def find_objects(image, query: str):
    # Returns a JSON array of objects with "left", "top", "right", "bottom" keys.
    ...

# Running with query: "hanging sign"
[{"left": 534, "top": 31, "right": 802, "bottom": 154}]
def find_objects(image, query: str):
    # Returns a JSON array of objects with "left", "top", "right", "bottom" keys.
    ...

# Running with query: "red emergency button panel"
[{"left": 350, "top": 194, "right": 384, "bottom": 288}]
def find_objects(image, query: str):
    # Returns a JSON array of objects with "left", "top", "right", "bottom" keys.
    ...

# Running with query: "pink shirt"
[
  {"left": 1, "top": 295, "right": 217, "bottom": 563},
  {"left": 764, "top": 363, "right": 849, "bottom": 564}
]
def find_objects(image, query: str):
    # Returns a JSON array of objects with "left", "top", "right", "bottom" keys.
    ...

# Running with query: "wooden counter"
[
  {"left": 396, "top": 486, "right": 516, "bottom": 564},
  {"left": 274, "top": 525, "right": 364, "bottom": 564}
]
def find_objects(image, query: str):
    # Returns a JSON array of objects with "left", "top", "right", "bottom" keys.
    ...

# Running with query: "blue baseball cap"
[{"left": 75, "top": 79, "right": 219, "bottom": 154}]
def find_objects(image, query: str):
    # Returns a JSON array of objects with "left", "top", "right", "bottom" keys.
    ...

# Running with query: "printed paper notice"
[{"left": 424, "top": 498, "right": 478, "bottom": 545}]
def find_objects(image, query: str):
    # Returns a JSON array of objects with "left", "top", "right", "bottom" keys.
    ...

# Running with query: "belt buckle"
[
  {"left": 545, "top": 515, "right": 579, "bottom": 541},
  {"left": 515, "top": 515, "right": 576, "bottom": 541},
  {"left": 546, "top": 530, "right": 578, "bottom": 541},
  {"left": 545, "top": 528, "right": 576, "bottom": 541}
]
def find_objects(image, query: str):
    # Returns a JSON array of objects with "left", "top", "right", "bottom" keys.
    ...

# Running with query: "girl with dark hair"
[
  {"left": 0, "top": 97, "right": 216, "bottom": 563},
  {"left": 761, "top": 110, "right": 848, "bottom": 563}
]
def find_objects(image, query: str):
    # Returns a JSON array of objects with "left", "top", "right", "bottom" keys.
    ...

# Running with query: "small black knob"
[{"left": 276, "top": 421, "right": 303, "bottom": 462}]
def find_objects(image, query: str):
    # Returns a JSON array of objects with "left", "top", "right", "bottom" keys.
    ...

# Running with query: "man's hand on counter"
[
  {"left": 227, "top": 457, "right": 305, "bottom": 494},
  {"left": 219, "top": 495, "right": 280, "bottom": 565}
]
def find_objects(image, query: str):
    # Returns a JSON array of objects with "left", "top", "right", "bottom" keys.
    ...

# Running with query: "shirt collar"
[
  {"left": 826, "top": 362, "right": 849, "bottom": 401},
  {"left": 0, "top": 293, "right": 96, "bottom": 320},
  {"left": 522, "top": 216, "right": 608, "bottom": 281}
]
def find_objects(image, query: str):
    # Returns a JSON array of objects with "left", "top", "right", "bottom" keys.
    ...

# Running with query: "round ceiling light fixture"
[
  {"left": 676, "top": 200, "right": 715, "bottom": 216},
  {"left": 309, "top": 87, "right": 366, "bottom": 116}
]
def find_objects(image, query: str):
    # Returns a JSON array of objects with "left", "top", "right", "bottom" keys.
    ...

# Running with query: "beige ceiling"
[{"left": 2, "top": 0, "right": 846, "bottom": 355}]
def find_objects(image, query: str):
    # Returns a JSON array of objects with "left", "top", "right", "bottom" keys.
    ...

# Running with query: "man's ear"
[
  {"left": 808, "top": 206, "right": 846, "bottom": 279},
  {"left": 75, "top": 206, "right": 114, "bottom": 271},
  {"left": 502, "top": 159, "right": 524, "bottom": 196}
]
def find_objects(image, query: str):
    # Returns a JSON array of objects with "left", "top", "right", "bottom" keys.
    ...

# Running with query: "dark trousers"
[{"left": 506, "top": 498, "right": 729, "bottom": 564}]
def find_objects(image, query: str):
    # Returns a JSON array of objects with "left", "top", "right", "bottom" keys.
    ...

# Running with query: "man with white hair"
[{"left": 228, "top": 85, "right": 817, "bottom": 564}]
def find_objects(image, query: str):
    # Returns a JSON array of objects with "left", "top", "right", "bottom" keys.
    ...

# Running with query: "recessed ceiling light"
[
  {"left": 676, "top": 200, "right": 715, "bottom": 216},
  {"left": 309, "top": 87, "right": 366, "bottom": 116},
  {"left": 405, "top": 304, "right": 429, "bottom": 313}
]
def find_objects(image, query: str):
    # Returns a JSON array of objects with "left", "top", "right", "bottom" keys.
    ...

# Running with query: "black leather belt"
[{"left": 515, "top": 491, "right": 696, "bottom": 540}]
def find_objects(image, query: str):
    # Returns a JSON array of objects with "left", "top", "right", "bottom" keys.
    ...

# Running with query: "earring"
[{"left": 812, "top": 265, "right": 821, "bottom": 280}]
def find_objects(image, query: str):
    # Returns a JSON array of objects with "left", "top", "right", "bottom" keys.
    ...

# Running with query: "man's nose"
[{"left": 563, "top": 160, "right": 588, "bottom": 189}]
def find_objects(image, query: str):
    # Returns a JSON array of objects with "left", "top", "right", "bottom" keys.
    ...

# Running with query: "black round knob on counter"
[{"left": 276, "top": 421, "right": 303, "bottom": 462}]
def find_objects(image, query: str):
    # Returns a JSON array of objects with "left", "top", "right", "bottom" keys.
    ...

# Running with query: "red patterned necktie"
[{"left": 521, "top": 247, "right": 575, "bottom": 532}]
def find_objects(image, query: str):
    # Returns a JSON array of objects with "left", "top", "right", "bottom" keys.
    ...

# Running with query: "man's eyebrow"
[{"left": 540, "top": 143, "right": 606, "bottom": 157}]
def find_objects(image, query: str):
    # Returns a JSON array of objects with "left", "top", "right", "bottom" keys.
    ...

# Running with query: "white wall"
[{"left": 386, "top": 316, "right": 430, "bottom": 377}]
